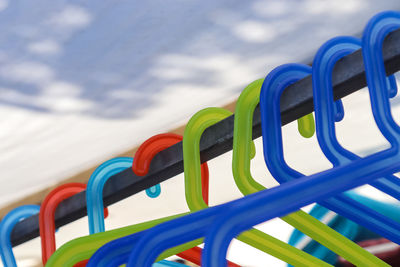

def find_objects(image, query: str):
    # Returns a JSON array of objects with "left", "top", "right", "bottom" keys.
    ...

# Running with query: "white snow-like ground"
[{"left": 2, "top": 0, "right": 400, "bottom": 266}]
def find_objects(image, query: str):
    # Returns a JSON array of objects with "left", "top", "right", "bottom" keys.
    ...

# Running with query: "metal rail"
[{"left": 9, "top": 28, "right": 400, "bottom": 247}]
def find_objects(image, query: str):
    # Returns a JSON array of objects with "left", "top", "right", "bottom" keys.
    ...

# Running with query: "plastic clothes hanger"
[
  {"left": 0, "top": 205, "right": 40, "bottom": 267},
  {"left": 86, "top": 132, "right": 238, "bottom": 267},
  {"left": 146, "top": 184, "right": 161, "bottom": 198},
  {"left": 312, "top": 36, "right": 400, "bottom": 198},
  {"left": 360, "top": 10, "right": 400, "bottom": 154},
  {"left": 288, "top": 36, "right": 400, "bottom": 264},
  {"left": 292, "top": 11, "right": 400, "bottom": 262},
  {"left": 288, "top": 192, "right": 400, "bottom": 264},
  {"left": 87, "top": 157, "right": 133, "bottom": 234},
  {"left": 134, "top": 139, "right": 162, "bottom": 198},
  {"left": 40, "top": 183, "right": 86, "bottom": 265},
  {"left": 46, "top": 142, "right": 213, "bottom": 266},
  {"left": 39, "top": 183, "right": 108, "bottom": 266},
  {"left": 290, "top": 44, "right": 398, "bottom": 255},
  {"left": 153, "top": 260, "right": 189, "bottom": 267},
  {"left": 297, "top": 113, "right": 315, "bottom": 138},
  {"left": 257, "top": 60, "right": 400, "bottom": 241}
]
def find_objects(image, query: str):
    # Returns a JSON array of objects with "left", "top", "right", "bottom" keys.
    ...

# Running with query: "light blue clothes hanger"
[
  {"left": 153, "top": 260, "right": 189, "bottom": 267},
  {"left": 86, "top": 157, "right": 133, "bottom": 234},
  {"left": 0, "top": 205, "right": 40, "bottom": 267},
  {"left": 288, "top": 193, "right": 399, "bottom": 264},
  {"left": 288, "top": 36, "right": 400, "bottom": 264}
]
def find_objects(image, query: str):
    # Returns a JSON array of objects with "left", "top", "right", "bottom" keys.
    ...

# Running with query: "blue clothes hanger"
[
  {"left": 0, "top": 205, "right": 40, "bottom": 267},
  {"left": 257, "top": 61, "right": 400, "bottom": 244},
  {"left": 288, "top": 35, "right": 400, "bottom": 264},
  {"left": 312, "top": 36, "right": 400, "bottom": 198},
  {"left": 362, "top": 10, "right": 400, "bottom": 148},
  {"left": 252, "top": 60, "right": 400, "bottom": 243}
]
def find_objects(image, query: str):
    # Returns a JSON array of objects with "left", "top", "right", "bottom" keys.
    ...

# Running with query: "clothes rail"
[{"left": 8, "top": 27, "right": 400, "bottom": 248}]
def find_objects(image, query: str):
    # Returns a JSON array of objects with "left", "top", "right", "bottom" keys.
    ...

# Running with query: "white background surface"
[{"left": 1, "top": 0, "right": 400, "bottom": 266}]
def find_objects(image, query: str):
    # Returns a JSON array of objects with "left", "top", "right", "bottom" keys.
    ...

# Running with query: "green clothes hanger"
[{"left": 183, "top": 107, "right": 329, "bottom": 266}]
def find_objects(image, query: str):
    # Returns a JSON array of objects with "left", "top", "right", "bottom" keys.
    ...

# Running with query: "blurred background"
[{"left": 1, "top": 0, "right": 400, "bottom": 266}]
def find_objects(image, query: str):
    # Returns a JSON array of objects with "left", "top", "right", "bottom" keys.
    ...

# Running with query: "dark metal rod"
[{"left": 9, "top": 28, "right": 400, "bottom": 247}]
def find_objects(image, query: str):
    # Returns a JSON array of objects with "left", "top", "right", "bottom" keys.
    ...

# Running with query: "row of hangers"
[{"left": 1, "top": 10, "right": 400, "bottom": 267}]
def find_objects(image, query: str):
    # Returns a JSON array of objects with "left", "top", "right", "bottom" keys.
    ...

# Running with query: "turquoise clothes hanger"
[
  {"left": 288, "top": 36, "right": 400, "bottom": 264},
  {"left": 289, "top": 193, "right": 400, "bottom": 265},
  {"left": 153, "top": 260, "right": 189, "bottom": 267},
  {"left": 0, "top": 205, "right": 40, "bottom": 267},
  {"left": 86, "top": 157, "right": 133, "bottom": 234}
]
